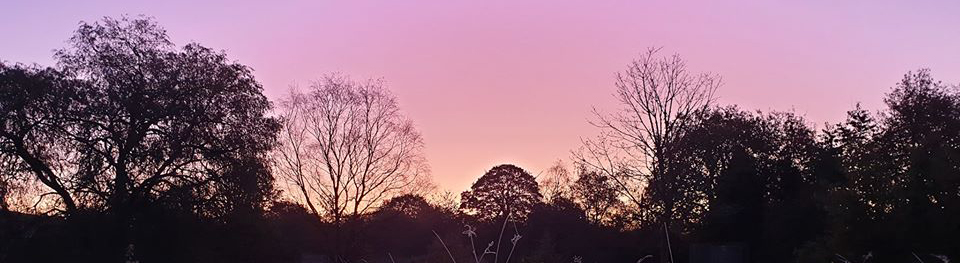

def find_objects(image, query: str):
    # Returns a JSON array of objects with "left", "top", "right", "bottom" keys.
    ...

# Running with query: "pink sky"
[{"left": 3, "top": 0, "right": 959, "bottom": 193}]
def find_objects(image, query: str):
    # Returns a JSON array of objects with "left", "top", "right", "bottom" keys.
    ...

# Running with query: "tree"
[
  {"left": 276, "top": 74, "right": 430, "bottom": 224},
  {"left": 367, "top": 194, "right": 454, "bottom": 260},
  {"left": 428, "top": 190, "right": 461, "bottom": 213},
  {"left": 58, "top": 15, "right": 279, "bottom": 213},
  {"left": 671, "top": 107, "right": 769, "bottom": 239},
  {"left": 1, "top": 16, "right": 281, "bottom": 260},
  {"left": 814, "top": 69, "right": 960, "bottom": 260},
  {"left": 380, "top": 194, "right": 434, "bottom": 218},
  {"left": 460, "top": 164, "right": 543, "bottom": 221},
  {"left": 576, "top": 47, "right": 720, "bottom": 228},
  {"left": 795, "top": 106, "right": 877, "bottom": 262},
  {"left": 0, "top": 62, "right": 84, "bottom": 214},
  {"left": 539, "top": 160, "right": 572, "bottom": 203},
  {"left": 570, "top": 168, "right": 622, "bottom": 226},
  {"left": 646, "top": 106, "right": 826, "bottom": 262},
  {"left": 881, "top": 70, "right": 960, "bottom": 252}
]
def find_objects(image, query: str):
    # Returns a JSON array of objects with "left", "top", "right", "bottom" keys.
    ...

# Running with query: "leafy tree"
[
  {"left": 665, "top": 107, "right": 827, "bottom": 262},
  {"left": 0, "top": 62, "right": 85, "bottom": 214},
  {"left": 880, "top": 70, "right": 960, "bottom": 254},
  {"left": 817, "top": 70, "right": 960, "bottom": 260},
  {"left": 570, "top": 169, "right": 622, "bottom": 226},
  {"left": 365, "top": 194, "right": 456, "bottom": 260},
  {"left": 57, "top": 15, "right": 279, "bottom": 214},
  {"left": 380, "top": 194, "right": 434, "bottom": 218},
  {"left": 673, "top": 107, "right": 769, "bottom": 238},
  {"left": 1, "top": 16, "right": 280, "bottom": 260},
  {"left": 460, "top": 164, "right": 543, "bottom": 221},
  {"left": 799, "top": 105, "right": 881, "bottom": 261},
  {"left": 798, "top": 69, "right": 960, "bottom": 261}
]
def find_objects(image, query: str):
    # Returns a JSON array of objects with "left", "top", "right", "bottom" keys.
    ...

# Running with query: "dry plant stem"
[
  {"left": 494, "top": 214, "right": 509, "bottom": 263},
  {"left": 504, "top": 222, "right": 520, "bottom": 263},
  {"left": 432, "top": 230, "right": 457, "bottom": 263},
  {"left": 477, "top": 242, "right": 491, "bottom": 263},
  {"left": 469, "top": 234, "right": 479, "bottom": 263},
  {"left": 505, "top": 245, "right": 517, "bottom": 263},
  {"left": 463, "top": 225, "right": 480, "bottom": 263},
  {"left": 664, "top": 222, "right": 674, "bottom": 263}
]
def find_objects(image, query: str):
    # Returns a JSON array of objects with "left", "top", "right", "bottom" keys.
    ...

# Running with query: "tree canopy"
[
  {"left": 460, "top": 164, "right": 543, "bottom": 221},
  {"left": 0, "top": 16, "right": 280, "bottom": 261}
]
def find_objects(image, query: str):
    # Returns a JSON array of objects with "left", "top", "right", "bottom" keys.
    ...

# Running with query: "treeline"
[{"left": 1, "top": 16, "right": 958, "bottom": 263}]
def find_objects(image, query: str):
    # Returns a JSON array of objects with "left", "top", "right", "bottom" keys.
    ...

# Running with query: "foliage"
[
  {"left": 1, "top": 16, "right": 280, "bottom": 261},
  {"left": 460, "top": 164, "right": 543, "bottom": 222},
  {"left": 803, "top": 70, "right": 960, "bottom": 261},
  {"left": 570, "top": 168, "right": 623, "bottom": 226}
]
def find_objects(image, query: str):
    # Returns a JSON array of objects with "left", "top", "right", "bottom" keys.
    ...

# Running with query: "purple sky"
[{"left": 3, "top": 0, "right": 959, "bottom": 193}]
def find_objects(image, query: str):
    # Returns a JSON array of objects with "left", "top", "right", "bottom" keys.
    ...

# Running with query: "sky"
[{"left": 2, "top": 0, "right": 959, "bottom": 193}]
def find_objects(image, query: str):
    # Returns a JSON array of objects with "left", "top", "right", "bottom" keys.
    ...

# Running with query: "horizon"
[{"left": 3, "top": 0, "right": 959, "bottom": 194}]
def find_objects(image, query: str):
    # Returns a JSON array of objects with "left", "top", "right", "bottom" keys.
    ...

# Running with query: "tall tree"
[
  {"left": 666, "top": 107, "right": 825, "bottom": 262},
  {"left": 576, "top": 47, "right": 720, "bottom": 226},
  {"left": 881, "top": 70, "right": 960, "bottom": 251},
  {"left": 801, "top": 105, "right": 881, "bottom": 261},
  {"left": 56, "top": 15, "right": 279, "bottom": 214},
  {"left": 824, "top": 70, "right": 960, "bottom": 259},
  {"left": 276, "top": 74, "right": 429, "bottom": 224},
  {"left": 1, "top": 16, "right": 281, "bottom": 260},
  {"left": 673, "top": 107, "right": 769, "bottom": 238},
  {"left": 460, "top": 164, "right": 543, "bottom": 221}
]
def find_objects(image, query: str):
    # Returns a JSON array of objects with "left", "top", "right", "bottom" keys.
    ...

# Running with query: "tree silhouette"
[
  {"left": 573, "top": 48, "right": 721, "bottom": 263},
  {"left": 539, "top": 160, "right": 572, "bottom": 203},
  {"left": 570, "top": 169, "right": 622, "bottom": 225},
  {"left": 667, "top": 107, "right": 827, "bottom": 262},
  {"left": 366, "top": 193, "right": 454, "bottom": 260},
  {"left": 276, "top": 74, "right": 430, "bottom": 224},
  {"left": 576, "top": 47, "right": 720, "bottom": 228},
  {"left": 1, "top": 16, "right": 281, "bottom": 260},
  {"left": 460, "top": 164, "right": 543, "bottom": 221},
  {"left": 810, "top": 69, "right": 960, "bottom": 260},
  {"left": 275, "top": 74, "right": 430, "bottom": 259},
  {"left": 380, "top": 194, "right": 434, "bottom": 218},
  {"left": 6, "top": 14, "right": 960, "bottom": 263},
  {"left": 59, "top": 15, "right": 279, "bottom": 212},
  {"left": 0, "top": 62, "right": 84, "bottom": 214}
]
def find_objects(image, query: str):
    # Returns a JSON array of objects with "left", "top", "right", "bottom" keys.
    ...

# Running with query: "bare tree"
[
  {"left": 428, "top": 190, "right": 460, "bottom": 213},
  {"left": 538, "top": 159, "right": 572, "bottom": 203},
  {"left": 574, "top": 47, "right": 719, "bottom": 225},
  {"left": 276, "top": 74, "right": 429, "bottom": 224}
]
